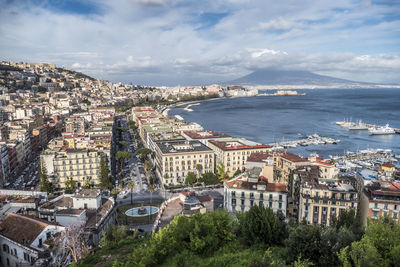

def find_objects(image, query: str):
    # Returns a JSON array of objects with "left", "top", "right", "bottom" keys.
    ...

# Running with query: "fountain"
[{"left": 125, "top": 203, "right": 159, "bottom": 217}]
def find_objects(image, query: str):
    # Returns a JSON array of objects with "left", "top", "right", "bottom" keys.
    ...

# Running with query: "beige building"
[
  {"left": 298, "top": 176, "right": 359, "bottom": 226},
  {"left": 41, "top": 148, "right": 105, "bottom": 189},
  {"left": 208, "top": 138, "right": 271, "bottom": 176},
  {"left": 224, "top": 167, "right": 288, "bottom": 215},
  {"left": 359, "top": 182, "right": 400, "bottom": 226},
  {"left": 154, "top": 140, "right": 214, "bottom": 185}
]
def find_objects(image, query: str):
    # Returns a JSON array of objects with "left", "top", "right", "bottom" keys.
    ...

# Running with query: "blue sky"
[{"left": 1, "top": 0, "right": 400, "bottom": 85}]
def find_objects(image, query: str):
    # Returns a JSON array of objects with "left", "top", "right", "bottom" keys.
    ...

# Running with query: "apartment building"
[
  {"left": 224, "top": 167, "right": 288, "bottom": 215},
  {"left": 154, "top": 140, "right": 214, "bottom": 185},
  {"left": 208, "top": 138, "right": 271, "bottom": 176},
  {"left": 359, "top": 182, "right": 400, "bottom": 226},
  {"left": 40, "top": 148, "right": 105, "bottom": 189},
  {"left": 0, "top": 143, "right": 10, "bottom": 185},
  {"left": 298, "top": 176, "right": 359, "bottom": 226}
]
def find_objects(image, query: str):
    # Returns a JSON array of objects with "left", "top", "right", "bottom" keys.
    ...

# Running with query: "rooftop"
[
  {"left": 183, "top": 130, "right": 231, "bottom": 140},
  {"left": 0, "top": 213, "right": 52, "bottom": 246},
  {"left": 156, "top": 140, "right": 212, "bottom": 154},
  {"left": 75, "top": 189, "right": 101, "bottom": 199},
  {"left": 209, "top": 139, "right": 271, "bottom": 151}
]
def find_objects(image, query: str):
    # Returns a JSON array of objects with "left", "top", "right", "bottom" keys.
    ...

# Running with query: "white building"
[
  {"left": 39, "top": 189, "right": 117, "bottom": 247},
  {"left": 0, "top": 213, "right": 65, "bottom": 267},
  {"left": 224, "top": 167, "right": 288, "bottom": 215}
]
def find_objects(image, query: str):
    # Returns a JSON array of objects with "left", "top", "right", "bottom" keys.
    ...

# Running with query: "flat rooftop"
[{"left": 156, "top": 140, "right": 212, "bottom": 154}]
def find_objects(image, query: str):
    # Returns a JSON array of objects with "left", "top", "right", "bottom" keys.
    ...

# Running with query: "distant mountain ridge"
[{"left": 226, "top": 69, "right": 370, "bottom": 86}]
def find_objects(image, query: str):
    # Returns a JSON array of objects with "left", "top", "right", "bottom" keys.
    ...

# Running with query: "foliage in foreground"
[{"left": 72, "top": 206, "right": 400, "bottom": 267}]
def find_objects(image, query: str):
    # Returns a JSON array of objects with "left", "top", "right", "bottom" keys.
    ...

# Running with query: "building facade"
[
  {"left": 154, "top": 140, "right": 214, "bottom": 185},
  {"left": 224, "top": 168, "right": 288, "bottom": 215}
]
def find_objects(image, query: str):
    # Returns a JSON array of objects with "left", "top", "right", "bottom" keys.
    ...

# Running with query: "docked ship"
[
  {"left": 368, "top": 124, "right": 395, "bottom": 135},
  {"left": 348, "top": 120, "right": 368, "bottom": 130}
]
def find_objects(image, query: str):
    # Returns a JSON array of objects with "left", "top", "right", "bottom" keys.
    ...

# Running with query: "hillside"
[{"left": 226, "top": 69, "right": 369, "bottom": 86}]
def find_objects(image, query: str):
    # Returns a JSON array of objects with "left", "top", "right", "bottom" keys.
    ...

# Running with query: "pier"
[{"left": 269, "top": 134, "right": 340, "bottom": 149}]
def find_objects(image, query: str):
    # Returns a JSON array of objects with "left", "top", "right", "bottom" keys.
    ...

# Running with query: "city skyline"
[{"left": 1, "top": 0, "right": 400, "bottom": 85}]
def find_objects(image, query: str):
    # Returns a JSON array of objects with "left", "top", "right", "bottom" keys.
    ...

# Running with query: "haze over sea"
[{"left": 170, "top": 88, "right": 400, "bottom": 158}]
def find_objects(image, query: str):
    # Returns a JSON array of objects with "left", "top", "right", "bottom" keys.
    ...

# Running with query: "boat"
[
  {"left": 368, "top": 124, "right": 395, "bottom": 135},
  {"left": 348, "top": 120, "right": 368, "bottom": 130}
]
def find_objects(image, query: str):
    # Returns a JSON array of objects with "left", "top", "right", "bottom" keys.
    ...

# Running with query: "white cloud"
[{"left": 0, "top": 0, "right": 399, "bottom": 85}]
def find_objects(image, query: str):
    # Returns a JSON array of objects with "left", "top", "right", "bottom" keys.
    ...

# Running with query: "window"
[
  {"left": 394, "top": 213, "right": 398, "bottom": 219},
  {"left": 259, "top": 201, "right": 263, "bottom": 206},
  {"left": 24, "top": 252, "right": 29, "bottom": 261},
  {"left": 241, "top": 192, "right": 245, "bottom": 198},
  {"left": 269, "top": 194, "right": 273, "bottom": 200},
  {"left": 395, "top": 205, "right": 398, "bottom": 211},
  {"left": 278, "top": 202, "right": 282, "bottom": 210},
  {"left": 259, "top": 193, "right": 263, "bottom": 199},
  {"left": 384, "top": 204, "right": 388, "bottom": 210},
  {"left": 279, "top": 194, "right": 282, "bottom": 201},
  {"left": 250, "top": 200, "right": 254, "bottom": 206},
  {"left": 231, "top": 191, "right": 236, "bottom": 197},
  {"left": 232, "top": 199, "right": 236, "bottom": 205},
  {"left": 374, "top": 203, "right": 378, "bottom": 209},
  {"left": 250, "top": 193, "right": 254, "bottom": 199},
  {"left": 269, "top": 202, "right": 272, "bottom": 208},
  {"left": 241, "top": 199, "right": 244, "bottom": 206}
]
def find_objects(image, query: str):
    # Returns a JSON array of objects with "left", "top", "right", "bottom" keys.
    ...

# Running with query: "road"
[{"left": 115, "top": 116, "right": 225, "bottom": 208}]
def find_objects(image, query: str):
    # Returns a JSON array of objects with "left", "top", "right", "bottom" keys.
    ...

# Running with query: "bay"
[{"left": 169, "top": 88, "right": 400, "bottom": 158}]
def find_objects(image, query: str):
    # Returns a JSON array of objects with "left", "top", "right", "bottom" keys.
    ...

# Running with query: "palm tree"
[
  {"left": 148, "top": 185, "right": 155, "bottom": 224},
  {"left": 195, "top": 164, "right": 203, "bottom": 183},
  {"left": 128, "top": 181, "right": 135, "bottom": 205}
]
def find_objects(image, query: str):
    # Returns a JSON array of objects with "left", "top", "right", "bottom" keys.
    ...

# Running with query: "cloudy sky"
[{"left": 1, "top": 0, "right": 399, "bottom": 85}]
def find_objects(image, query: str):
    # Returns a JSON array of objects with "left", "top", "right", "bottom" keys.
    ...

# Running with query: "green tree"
[
  {"left": 148, "top": 184, "right": 155, "bottom": 223},
  {"left": 216, "top": 162, "right": 229, "bottom": 181},
  {"left": 332, "top": 208, "right": 364, "bottom": 239},
  {"left": 65, "top": 179, "right": 77, "bottom": 193},
  {"left": 195, "top": 164, "right": 203, "bottom": 182},
  {"left": 238, "top": 205, "right": 287, "bottom": 246},
  {"left": 285, "top": 224, "right": 322, "bottom": 264},
  {"left": 137, "top": 148, "right": 152, "bottom": 161},
  {"left": 115, "top": 151, "right": 131, "bottom": 177},
  {"left": 128, "top": 181, "right": 135, "bottom": 205},
  {"left": 119, "top": 141, "right": 128, "bottom": 147},
  {"left": 339, "top": 217, "right": 400, "bottom": 267},
  {"left": 40, "top": 166, "right": 54, "bottom": 194},
  {"left": 185, "top": 172, "right": 197, "bottom": 185},
  {"left": 199, "top": 172, "right": 220, "bottom": 185},
  {"left": 233, "top": 169, "right": 242, "bottom": 177},
  {"left": 111, "top": 188, "right": 120, "bottom": 200},
  {"left": 128, "top": 120, "right": 137, "bottom": 131},
  {"left": 99, "top": 155, "right": 112, "bottom": 189}
]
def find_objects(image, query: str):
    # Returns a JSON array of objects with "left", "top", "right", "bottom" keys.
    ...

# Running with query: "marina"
[{"left": 269, "top": 134, "right": 340, "bottom": 149}]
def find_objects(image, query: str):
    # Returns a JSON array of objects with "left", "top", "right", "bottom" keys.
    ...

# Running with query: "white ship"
[
  {"left": 368, "top": 124, "right": 395, "bottom": 135},
  {"left": 348, "top": 120, "right": 368, "bottom": 130}
]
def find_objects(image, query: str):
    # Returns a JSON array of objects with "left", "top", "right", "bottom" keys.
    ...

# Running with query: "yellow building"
[
  {"left": 208, "top": 138, "right": 271, "bottom": 176},
  {"left": 154, "top": 140, "right": 214, "bottom": 185},
  {"left": 41, "top": 149, "right": 105, "bottom": 189}
]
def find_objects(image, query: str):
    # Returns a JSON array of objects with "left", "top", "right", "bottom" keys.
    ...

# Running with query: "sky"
[{"left": 0, "top": 0, "right": 400, "bottom": 86}]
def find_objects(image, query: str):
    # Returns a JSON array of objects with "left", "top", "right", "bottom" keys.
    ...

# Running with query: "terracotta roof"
[
  {"left": 280, "top": 152, "right": 308, "bottom": 163},
  {"left": 265, "top": 183, "right": 287, "bottom": 192},
  {"left": 382, "top": 162, "right": 395, "bottom": 168},
  {"left": 247, "top": 152, "right": 274, "bottom": 162},
  {"left": 209, "top": 140, "right": 271, "bottom": 151},
  {"left": 0, "top": 214, "right": 50, "bottom": 246},
  {"left": 197, "top": 194, "right": 213, "bottom": 203}
]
